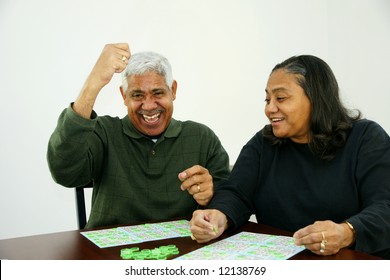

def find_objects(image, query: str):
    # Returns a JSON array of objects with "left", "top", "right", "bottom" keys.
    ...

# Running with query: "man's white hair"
[{"left": 121, "top": 51, "right": 174, "bottom": 92}]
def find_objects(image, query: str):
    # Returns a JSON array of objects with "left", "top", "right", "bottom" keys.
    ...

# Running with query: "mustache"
[{"left": 137, "top": 109, "right": 164, "bottom": 115}]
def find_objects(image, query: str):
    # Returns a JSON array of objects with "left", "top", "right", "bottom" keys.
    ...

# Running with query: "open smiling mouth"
[
  {"left": 142, "top": 112, "right": 161, "bottom": 124},
  {"left": 271, "top": 117, "right": 284, "bottom": 123}
]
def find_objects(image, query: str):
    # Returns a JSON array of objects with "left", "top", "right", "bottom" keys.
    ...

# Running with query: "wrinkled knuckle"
[
  {"left": 192, "top": 209, "right": 200, "bottom": 216},
  {"left": 308, "top": 236, "right": 316, "bottom": 243}
]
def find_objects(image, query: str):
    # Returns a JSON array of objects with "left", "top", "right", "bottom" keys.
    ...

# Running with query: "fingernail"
[{"left": 179, "top": 172, "right": 187, "bottom": 180}]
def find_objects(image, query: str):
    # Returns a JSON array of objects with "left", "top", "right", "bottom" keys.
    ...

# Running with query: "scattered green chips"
[{"left": 120, "top": 244, "right": 179, "bottom": 260}]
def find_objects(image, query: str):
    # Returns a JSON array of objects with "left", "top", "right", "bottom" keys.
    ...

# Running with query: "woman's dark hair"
[{"left": 262, "top": 55, "right": 361, "bottom": 160}]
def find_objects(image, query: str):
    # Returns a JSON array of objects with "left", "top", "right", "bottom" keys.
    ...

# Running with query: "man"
[{"left": 47, "top": 43, "right": 230, "bottom": 229}]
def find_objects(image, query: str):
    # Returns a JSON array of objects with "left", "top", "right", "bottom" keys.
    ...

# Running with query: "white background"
[
  {"left": 0, "top": 0, "right": 389, "bottom": 240},
  {"left": 2, "top": 260, "right": 390, "bottom": 279}
]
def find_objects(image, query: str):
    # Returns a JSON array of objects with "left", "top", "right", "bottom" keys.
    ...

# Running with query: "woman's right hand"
[{"left": 189, "top": 209, "right": 229, "bottom": 243}]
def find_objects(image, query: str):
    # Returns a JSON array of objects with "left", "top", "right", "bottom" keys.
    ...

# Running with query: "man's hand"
[
  {"left": 178, "top": 165, "right": 213, "bottom": 206},
  {"left": 88, "top": 43, "right": 130, "bottom": 89},
  {"left": 73, "top": 43, "right": 130, "bottom": 119}
]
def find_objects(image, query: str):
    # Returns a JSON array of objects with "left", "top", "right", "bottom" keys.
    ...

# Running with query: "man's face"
[{"left": 121, "top": 72, "right": 177, "bottom": 136}]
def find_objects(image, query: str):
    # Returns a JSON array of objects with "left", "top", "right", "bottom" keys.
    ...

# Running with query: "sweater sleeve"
[
  {"left": 204, "top": 129, "right": 231, "bottom": 188},
  {"left": 209, "top": 132, "right": 262, "bottom": 230},
  {"left": 46, "top": 105, "right": 103, "bottom": 188},
  {"left": 348, "top": 121, "right": 390, "bottom": 258}
]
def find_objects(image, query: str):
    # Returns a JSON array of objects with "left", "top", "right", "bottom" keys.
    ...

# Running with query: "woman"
[{"left": 190, "top": 55, "right": 390, "bottom": 259}]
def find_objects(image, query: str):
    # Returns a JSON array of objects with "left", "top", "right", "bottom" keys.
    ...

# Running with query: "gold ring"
[
  {"left": 121, "top": 55, "right": 127, "bottom": 62},
  {"left": 197, "top": 185, "right": 201, "bottom": 192},
  {"left": 190, "top": 233, "right": 196, "bottom": 240},
  {"left": 321, "top": 231, "right": 327, "bottom": 244},
  {"left": 320, "top": 240, "right": 326, "bottom": 253}
]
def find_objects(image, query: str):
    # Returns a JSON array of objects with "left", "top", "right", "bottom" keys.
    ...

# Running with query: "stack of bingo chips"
[{"left": 120, "top": 245, "right": 180, "bottom": 260}]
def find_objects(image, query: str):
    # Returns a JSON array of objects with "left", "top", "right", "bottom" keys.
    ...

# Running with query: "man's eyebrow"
[
  {"left": 152, "top": 88, "right": 167, "bottom": 93},
  {"left": 129, "top": 88, "right": 167, "bottom": 94},
  {"left": 152, "top": 87, "right": 167, "bottom": 91},
  {"left": 130, "top": 89, "right": 144, "bottom": 94}
]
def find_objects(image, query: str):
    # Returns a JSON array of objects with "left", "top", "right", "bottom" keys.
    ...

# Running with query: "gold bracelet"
[{"left": 344, "top": 220, "right": 356, "bottom": 245}]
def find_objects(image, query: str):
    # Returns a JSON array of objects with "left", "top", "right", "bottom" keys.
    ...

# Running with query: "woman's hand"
[
  {"left": 189, "top": 209, "right": 229, "bottom": 243},
  {"left": 293, "top": 220, "right": 355, "bottom": 255}
]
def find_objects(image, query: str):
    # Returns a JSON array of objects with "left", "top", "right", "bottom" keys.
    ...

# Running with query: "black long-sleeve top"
[{"left": 210, "top": 119, "right": 390, "bottom": 259}]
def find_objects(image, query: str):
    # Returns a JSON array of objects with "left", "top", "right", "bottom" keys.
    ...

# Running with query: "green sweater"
[{"left": 47, "top": 106, "right": 230, "bottom": 229}]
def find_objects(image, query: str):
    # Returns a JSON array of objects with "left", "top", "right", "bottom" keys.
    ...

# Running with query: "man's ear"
[
  {"left": 171, "top": 80, "right": 177, "bottom": 100},
  {"left": 120, "top": 86, "right": 127, "bottom": 104}
]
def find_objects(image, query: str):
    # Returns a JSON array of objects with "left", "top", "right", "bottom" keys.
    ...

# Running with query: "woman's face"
[{"left": 265, "top": 69, "right": 312, "bottom": 143}]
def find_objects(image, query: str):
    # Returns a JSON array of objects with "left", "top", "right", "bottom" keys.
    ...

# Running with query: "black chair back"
[{"left": 75, "top": 181, "right": 93, "bottom": 229}]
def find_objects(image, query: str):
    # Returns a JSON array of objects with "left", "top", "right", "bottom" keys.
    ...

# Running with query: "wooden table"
[{"left": 0, "top": 221, "right": 381, "bottom": 260}]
